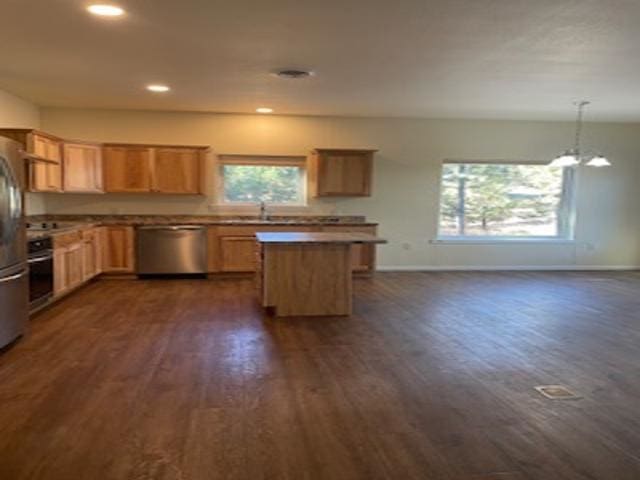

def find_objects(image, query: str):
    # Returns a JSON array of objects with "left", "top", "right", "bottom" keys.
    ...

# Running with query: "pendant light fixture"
[{"left": 549, "top": 101, "right": 611, "bottom": 168}]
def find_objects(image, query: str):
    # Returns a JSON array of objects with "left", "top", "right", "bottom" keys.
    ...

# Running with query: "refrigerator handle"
[{"left": 0, "top": 270, "right": 27, "bottom": 283}]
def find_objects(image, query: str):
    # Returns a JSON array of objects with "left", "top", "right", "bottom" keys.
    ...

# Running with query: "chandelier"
[{"left": 549, "top": 101, "right": 611, "bottom": 168}]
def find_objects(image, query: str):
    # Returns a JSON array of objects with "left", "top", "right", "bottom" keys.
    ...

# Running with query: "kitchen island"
[{"left": 256, "top": 232, "right": 387, "bottom": 317}]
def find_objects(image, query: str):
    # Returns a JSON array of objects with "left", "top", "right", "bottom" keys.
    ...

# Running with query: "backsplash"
[{"left": 26, "top": 214, "right": 373, "bottom": 226}]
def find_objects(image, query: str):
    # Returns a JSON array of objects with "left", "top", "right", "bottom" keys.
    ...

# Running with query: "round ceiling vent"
[{"left": 274, "top": 69, "right": 314, "bottom": 79}]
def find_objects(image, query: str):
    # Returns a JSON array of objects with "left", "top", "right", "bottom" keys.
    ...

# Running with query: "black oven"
[{"left": 28, "top": 236, "right": 53, "bottom": 311}]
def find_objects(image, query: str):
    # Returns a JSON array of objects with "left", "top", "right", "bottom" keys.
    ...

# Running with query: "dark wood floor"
[{"left": 1, "top": 272, "right": 639, "bottom": 480}]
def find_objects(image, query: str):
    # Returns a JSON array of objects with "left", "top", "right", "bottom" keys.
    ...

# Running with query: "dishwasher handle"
[{"left": 137, "top": 225, "right": 206, "bottom": 231}]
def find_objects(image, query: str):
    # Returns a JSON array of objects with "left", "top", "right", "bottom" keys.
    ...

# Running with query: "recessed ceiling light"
[
  {"left": 87, "top": 4, "right": 125, "bottom": 16},
  {"left": 256, "top": 107, "right": 273, "bottom": 113},
  {"left": 146, "top": 85, "right": 170, "bottom": 93},
  {"left": 273, "top": 69, "right": 314, "bottom": 79}
]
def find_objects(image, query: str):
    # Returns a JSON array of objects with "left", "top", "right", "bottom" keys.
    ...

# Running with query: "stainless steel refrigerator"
[{"left": 0, "top": 136, "right": 28, "bottom": 349}]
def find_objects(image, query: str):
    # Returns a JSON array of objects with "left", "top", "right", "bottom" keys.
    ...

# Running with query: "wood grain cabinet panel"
[
  {"left": 153, "top": 148, "right": 202, "bottom": 194},
  {"left": 101, "top": 226, "right": 135, "bottom": 273},
  {"left": 31, "top": 134, "right": 63, "bottom": 192},
  {"left": 310, "top": 149, "right": 375, "bottom": 197},
  {"left": 211, "top": 226, "right": 318, "bottom": 273},
  {"left": 322, "top": 225, "right": 377, "bottom": 273},
  {"left": 65, "top": 244, "right": 84, "bottom": 290},
  {"left": 220, "top": 236, "right": 258, "bottom": 272},
  {"left": 63, "top": 143, "right": 103, "bottom": 193},
  {"left": 82, "top": 229, "right": 101, "bottom": 280},
  {"left": 53, "top": 249, "right": 68, "bottom": 296},
  {"left": 103, "top": 147, "right": 153, "bottom": 193}
]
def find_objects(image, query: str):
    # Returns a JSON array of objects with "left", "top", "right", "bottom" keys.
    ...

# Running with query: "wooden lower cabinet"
[
  {"left": 53, "top": 228, "right": 103, "bottom": 298},
  {"left": 65, "top": 244, "right": 84, "bottom": 290},
  {"left": 53, "top": 249, "right": 68, "bottom": 296},
  {"left": 220, "top": 236, "right": 259, "bottom": 272},
  {"left": 82, "top": 229, "right": 102, "bottom": 280},
  {"left": 321, "top": 225, "right": 377, "bottom": 273},
  {"left": 207, "top": 224, "right": 377, "bottom": 273},
  {"left": 100, "top": 226, "right": 135, "bottom": 273}
]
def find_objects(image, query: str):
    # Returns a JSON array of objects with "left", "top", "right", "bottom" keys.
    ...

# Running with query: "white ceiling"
[{"left": 2, "top": 0, "right": 640, "bottom": 120}]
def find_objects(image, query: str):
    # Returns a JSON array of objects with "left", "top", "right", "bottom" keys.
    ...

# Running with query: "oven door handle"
[{"left": 28, "top": 255, "right": 53, "bottom": 264}]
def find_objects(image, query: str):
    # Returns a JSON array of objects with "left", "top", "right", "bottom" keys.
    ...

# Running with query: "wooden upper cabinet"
[
  {"left": 103, "top": 146, "right": 153, "bottom": 193},
  {"left": 102, "top": 144, "right": 205, "bottom": 194},
  {"left": 153, "top": 148, "right": 202, "bottom": 194},
  {"left": 63, "top": 142, "right": 103, "bottom": 193},
  {"left": 310, "top": 149, "right": 375, "bottom": 197},
  {"left": 29, "top": 134, "right": 63, "bottom": 192},
  {"left": 0, "top": 129, "right": 63, "bottom": 192}
]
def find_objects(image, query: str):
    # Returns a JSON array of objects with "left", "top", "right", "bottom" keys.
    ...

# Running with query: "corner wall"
[{"left": 0, "top": 87, "right": 45, "bottom": 215}]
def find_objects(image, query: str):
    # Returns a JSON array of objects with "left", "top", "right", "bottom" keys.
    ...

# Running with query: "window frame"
[
  {"left": 435, "top": 159, "right": 577, "bottom": 243},
  {"left": 215, "top": 154, "right": 308, "bottom": 207}
]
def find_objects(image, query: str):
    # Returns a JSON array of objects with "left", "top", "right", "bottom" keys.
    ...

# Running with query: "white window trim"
[
  {"left": 431, "top": 237, "right": 576, "bottom": 245},
  {"left": 213, "top": 154, "right": 309, "bottom": 207},
  {"left": 435, "top": 159, "right": 578, "bottom": 242}
]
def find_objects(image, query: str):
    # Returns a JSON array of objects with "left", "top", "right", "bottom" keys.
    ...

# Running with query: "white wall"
[
  {"left": 0, "top": 88, "right": 40, "bottom": 128},
  {"left": 38, "top": 107, "right": 640, "bottom": 269},
  {"left": 0, "top": 87, "right": 46, "bottom": 215}
]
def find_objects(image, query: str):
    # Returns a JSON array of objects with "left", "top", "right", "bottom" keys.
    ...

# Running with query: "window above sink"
[{"left": 216, "top": 155, "right": 307, "bottom": 207}]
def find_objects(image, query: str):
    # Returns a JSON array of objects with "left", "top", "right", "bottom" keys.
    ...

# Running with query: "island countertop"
[{"left": 255, "top": 232, "right": 387, "bottom": 244}]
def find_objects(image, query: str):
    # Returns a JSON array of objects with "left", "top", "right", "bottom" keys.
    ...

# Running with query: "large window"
[
  {"left": 218, "top": 155, "right": 306, "bottom": 205},
  {"left": 438, "top": 161, "right": 575, "bottom": 239}
]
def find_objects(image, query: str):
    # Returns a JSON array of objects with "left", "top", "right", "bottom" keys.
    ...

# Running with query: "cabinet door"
[
  {"left": 103, "top": 147, "right": 152, "bottom": 192},
  {"left": 212, "top": 226, "right": 318, "bottom": 273},
  {"left": 30, "top": 135, "right": 62, "bottom": 192},
  {"left": 220, "top": 236, "right": 258, "bottom": 272},
  {"left": 321, "top": 225, "right": 377, "bottom": 272},
  {"left": 63, "top": 143, "right": 103, "bottom": 193},
  {"left": 315, "top": 150, "right": 373, "bottom": 197},
  {"left": 101, "top": 226, "right": 135, "bottom": 273},
  {"left": 53, "top": 249, "right": 68, "bottom": 296},
  {"left": 153, "top": 148, "right": 201, "bottom": 194},
  {"left": 65, "top": 244, "right": 84, "bottom": 289},
  {"left": 82, "top": 236, "right": 100, "bottom": 280}
]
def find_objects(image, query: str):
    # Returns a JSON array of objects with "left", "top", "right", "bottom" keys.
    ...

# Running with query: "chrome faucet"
[{"left": 259, "top": 201, "right": 270, "bottom": 221}]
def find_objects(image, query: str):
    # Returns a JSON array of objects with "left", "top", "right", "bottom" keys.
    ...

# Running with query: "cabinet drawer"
[{"left": 53, "top": 231, "right": 83, "bottom": 248}]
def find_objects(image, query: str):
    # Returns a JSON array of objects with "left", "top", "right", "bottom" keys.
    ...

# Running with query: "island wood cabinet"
[
  {"left": 100, "top": 226, "right": 135, "bottom": 273},
  {"left": 103, "top": 145, "right": 206, "bottom": 194},
  {"left": 62, "top": 142, "right": 104, "bottom": 193},
  {"left": 207, "top": 224, "right": 378, "bottom": 273},
  {"left": 309, "top": 149, "right": 376, "bottom": 197},
  {"left": 53, "top": 227, "right": 102, "bottom": 297},
  {"left": 320, "top": 225, "right": 377, "bottom": 272},
  {"left": 0, "top": 129, "right": 63, "bottom": 192}
]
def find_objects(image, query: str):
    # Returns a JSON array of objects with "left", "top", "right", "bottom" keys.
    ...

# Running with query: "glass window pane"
[
  {"left": 223, "top": 165, "right": 304, "bottom": 204},
  {"left": 438, "top": 163, "right": 569, "bottom": 238}
]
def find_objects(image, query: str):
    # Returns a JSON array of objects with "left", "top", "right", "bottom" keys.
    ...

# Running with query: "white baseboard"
[{"left": 376, "top": 265, "right": 640, "bottom": 272}]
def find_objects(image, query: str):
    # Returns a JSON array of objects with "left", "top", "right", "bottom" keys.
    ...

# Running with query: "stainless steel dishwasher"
[{"left": 136, "top": 225, "right": 207, "bottom": 275}]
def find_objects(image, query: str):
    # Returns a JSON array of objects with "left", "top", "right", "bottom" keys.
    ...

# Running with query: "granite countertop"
[
  {"left": 25, "top": 215, "right": 378, "bottom": 239},
  {"left": 256, "top": 232, "right": 387, "bottom": 244}
]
